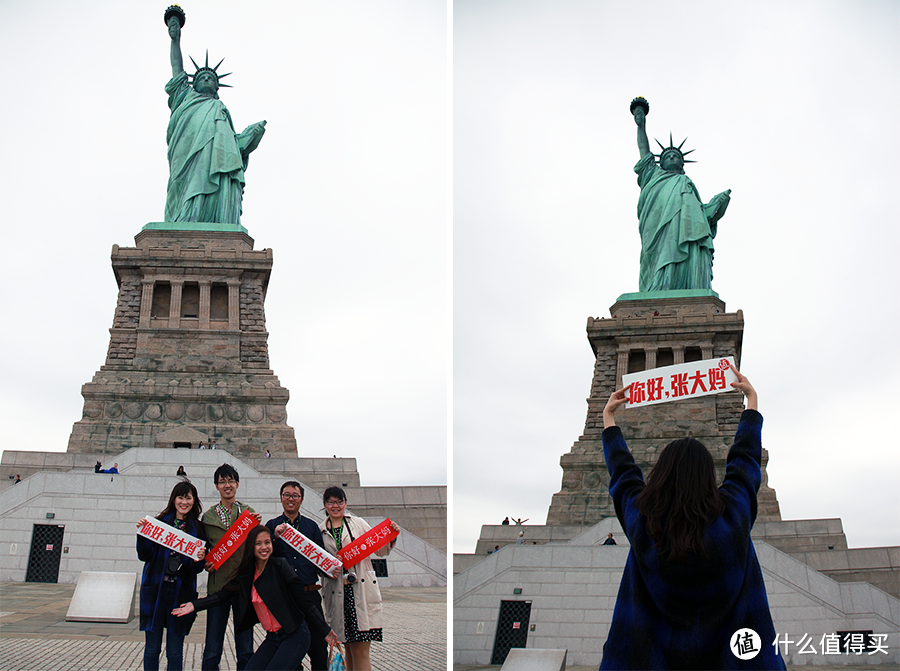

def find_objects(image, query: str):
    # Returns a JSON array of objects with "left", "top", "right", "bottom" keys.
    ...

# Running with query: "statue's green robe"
[
  {"left": 165, "top": 71, "right": 246, "bottom": 224},
  {"left": 634, "top": 153, "right": 718, "bottom": 292}
]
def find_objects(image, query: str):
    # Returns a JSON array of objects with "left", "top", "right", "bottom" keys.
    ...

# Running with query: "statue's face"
[
  {"left": 660, "top": 151, "right": 683, "bottom": 172},
  {"left": 194, "top": 72, "right": 218, "bottom": 96}
]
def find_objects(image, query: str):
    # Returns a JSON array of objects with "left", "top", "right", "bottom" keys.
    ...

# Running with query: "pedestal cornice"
[{"left": 141, "top": 221, "right": 250, "bottom": 235}]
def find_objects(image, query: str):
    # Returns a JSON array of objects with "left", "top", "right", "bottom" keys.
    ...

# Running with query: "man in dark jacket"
[{"left": 266, "top": 481, "right": 336, "bottom": 671}]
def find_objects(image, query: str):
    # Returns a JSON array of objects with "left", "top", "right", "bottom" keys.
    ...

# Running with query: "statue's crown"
[
  {"left": 654, "top": 132, "right": 695, "bottom": 165},
  {"left": 188, "top": 51, "right": 232, "bottom": 89}
]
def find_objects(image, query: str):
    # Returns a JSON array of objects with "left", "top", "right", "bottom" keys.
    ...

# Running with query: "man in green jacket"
[{"left": 201, "top": 463, "right": 261, "bottom": 670}]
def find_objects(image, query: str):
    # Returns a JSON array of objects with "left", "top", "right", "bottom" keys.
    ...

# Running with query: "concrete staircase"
[
  {"left": 0, "top": 449, "right": 446, "bottom": 588},
  {"left": 454, "top": 517, "right": 899, "bottom": 667}
]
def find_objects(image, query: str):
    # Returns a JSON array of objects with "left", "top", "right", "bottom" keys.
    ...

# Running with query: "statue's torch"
[
  {"left": 630, "top": 96, "right": 649, "bottom": 117},
  {"left": 164, "top": 5, "right": 186, "bottom": 28}
]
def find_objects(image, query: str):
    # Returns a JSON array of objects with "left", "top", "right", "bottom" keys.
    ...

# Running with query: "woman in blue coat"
[
  {"left": 599, "top": 369, "right": 785, "bottom": 670},
  {"left": 136, "top": 481, "right": 207, "bottom": 671}
]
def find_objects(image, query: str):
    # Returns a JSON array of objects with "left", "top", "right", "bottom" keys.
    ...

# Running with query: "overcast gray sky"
[
  {"left": 454, "top": 0, "right": 900, "bottom": 552},
  {"left": 2, "top": 1, "right": 898, "bottom": 557},
  {"left": 0, "top": 1, "right": 447, "bottom": 487}
]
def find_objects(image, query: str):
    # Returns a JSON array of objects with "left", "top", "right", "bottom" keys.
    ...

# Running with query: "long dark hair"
[
  {"left": 238, "top": 525, "right": 273, "bottom": 576},
  {"left": 158, "top": 480, "right": 203, "bottom": 524},
  {"left": 635, "top": 437, "right": 725, "bottom": 563}
]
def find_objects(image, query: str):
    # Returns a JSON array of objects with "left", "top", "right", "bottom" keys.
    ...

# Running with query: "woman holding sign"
[
  {"left": 598, "top": 369, "right": 784, "bottom": 670},
  {"left": 136, "top": 481, "right": 206, "bottom": 671},
  {"left": 319, "top": 486, "right": 400, "bottom": 671},
  {"left": 172, "top": 525, "right": 337, "bottom": 670}
]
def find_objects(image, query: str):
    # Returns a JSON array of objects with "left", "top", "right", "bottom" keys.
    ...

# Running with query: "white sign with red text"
[
  {"left": 137, "top": 516, "right": 206, "bottom": 560},
  {"left": 623, "top": 356, "right": 738, "bottom": 408},
  {"left": 278, "top": 525, "right": 342, "bottom": 574}
]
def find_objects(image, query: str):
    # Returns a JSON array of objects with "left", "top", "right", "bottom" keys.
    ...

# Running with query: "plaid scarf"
[{"left": 214, "top": 501, "right": 242, "bottom": 527}]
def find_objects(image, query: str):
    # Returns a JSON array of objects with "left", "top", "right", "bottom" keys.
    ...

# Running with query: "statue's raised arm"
[
  {"left": 167, "top": 14, "right": 184, "bottom": 79},
  {"left": 631, "top": 98, "right": 651, "bottom": 160},
  {"left": 628, "top": 97, "right": 730, "bottom": 293},
  {"left": 161, "top": 5, "right": 266, "bottom": 227}
]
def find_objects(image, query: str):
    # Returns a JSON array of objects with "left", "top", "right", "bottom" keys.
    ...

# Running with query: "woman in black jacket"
[
  {"left": 172, "top": 525, "right": 337, "bottom": 671},
  {"left": 136, "top": 481, "right": 206, "bottom": 671}
]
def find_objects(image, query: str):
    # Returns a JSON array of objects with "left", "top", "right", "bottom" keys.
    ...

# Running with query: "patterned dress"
[{"left": 327, "top": 519, "right": 383, "bottom": 643}]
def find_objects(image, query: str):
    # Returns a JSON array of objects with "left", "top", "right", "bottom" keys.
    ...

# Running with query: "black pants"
[{"left": 295, "top": 590, "right": 328, "bottom": 671}]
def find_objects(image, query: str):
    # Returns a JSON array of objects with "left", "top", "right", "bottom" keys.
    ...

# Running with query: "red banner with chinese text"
[
  {"left": 207, "top": 509, "right": 256, "bottom": 570},
  {"left": 337, "top": 519, "right": 398, "bottom": 569}
]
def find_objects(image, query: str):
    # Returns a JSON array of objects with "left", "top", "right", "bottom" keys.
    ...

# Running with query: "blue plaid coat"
[
  {"left": 136, "top": 512, "right": 206, "bottom": 634},
  {"left": 599, "top": 410, "right": 785, "bottom": 670}
]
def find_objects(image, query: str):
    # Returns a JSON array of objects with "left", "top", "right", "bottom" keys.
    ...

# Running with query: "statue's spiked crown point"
[
  {"left": 188, "top": 51, "right": 232, "bottom": 89},
  {"left": 654, "top": 132, "right": 696, "bottom": 165}
]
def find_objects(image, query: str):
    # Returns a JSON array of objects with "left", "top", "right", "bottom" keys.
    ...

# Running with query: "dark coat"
[
  {"left": 136, "top": 512, "right": 206, "bottom": 634},
  {"left": 599, "top": 409, "right": 785, "bottom": 670},
  {"left": 190, "top": 556, "right": 330, "bottom": 640},
  {"left": 265, "top": 514, "right": 327, "bottom": 585}
]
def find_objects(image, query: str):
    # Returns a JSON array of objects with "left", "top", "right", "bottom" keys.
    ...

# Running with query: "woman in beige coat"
[{"left": 320, "top": 486, "right": 399, "bottom": 671}]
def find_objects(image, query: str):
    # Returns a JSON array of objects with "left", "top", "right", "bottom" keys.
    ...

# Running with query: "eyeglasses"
[
  {"left": 281, "top": 493, "right": 302, "bottom": 500},
  {"left": 324, "top": 499, "right": 345, "bottom": 506},
  {"left": 217, "top": 478, "right": 237, "bottom": 486}
]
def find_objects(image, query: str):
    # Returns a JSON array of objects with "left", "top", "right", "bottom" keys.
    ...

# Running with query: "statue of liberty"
[
  {"left": 630, "top": 97, "right": 731, "bottom": 292},
  {"left": 164, "top": 7, "right": 266, "bottom": 225}
]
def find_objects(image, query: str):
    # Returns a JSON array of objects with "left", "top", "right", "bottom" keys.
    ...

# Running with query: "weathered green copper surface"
[
  {"left": 615, "top": 288, "right": 720, "bottom": 302},
  {"left": 631, "top": 99, "right": 731, "bottom": 292},
  {"left": 164, "top": 14, "right": 266, "bottom": 226},
  {"left": 141, "top": 221, "right": 249, "bottom": 234}
]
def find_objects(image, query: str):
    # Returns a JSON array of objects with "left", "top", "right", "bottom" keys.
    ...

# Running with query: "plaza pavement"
[
  {"left": 1, "top": 583, "right": 887, "bottom": 671},
  {"left": 453, "top": 664, "right": 900, "bottom": 671},
  {"left": 452, "top": 666, "right": 891, "bottom": 671},
  {"left": 0, "top": 582, "right": 446, "bottom": 671}
]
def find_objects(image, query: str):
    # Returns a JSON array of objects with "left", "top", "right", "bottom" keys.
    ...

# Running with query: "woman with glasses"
[
  {"left": 319, "top": 486, "right": 400, "bottom": 671},
  {"left": 136, "top": 480, "right": 206, "bottom": 671}
]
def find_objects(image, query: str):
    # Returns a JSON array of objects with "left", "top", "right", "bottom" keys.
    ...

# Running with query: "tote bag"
[{"left": 328, "top": 639, "right": 346, "bottom": 671}]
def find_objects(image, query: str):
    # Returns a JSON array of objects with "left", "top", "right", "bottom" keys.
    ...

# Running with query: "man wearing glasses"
[
  {"left": 200, "top": 464, "right": 261, "bottom": 670},
  {"left": 266, "top": 481, "right": 337, "bottom": 671}
]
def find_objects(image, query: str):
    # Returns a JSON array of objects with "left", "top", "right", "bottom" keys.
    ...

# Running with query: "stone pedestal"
[
  {"left": 546, "top": 292, "right": 781, "bottom": 526},
  {"left": 66, "top": 224, "right": 298, "bottom": 456}
]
